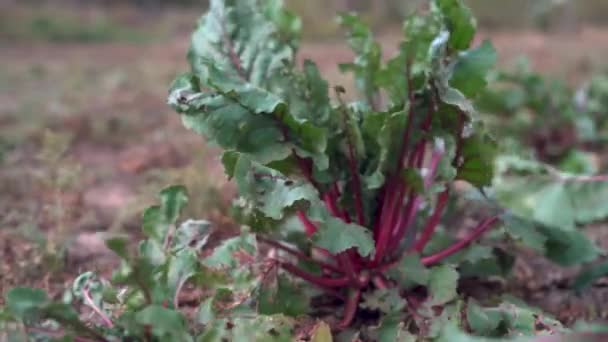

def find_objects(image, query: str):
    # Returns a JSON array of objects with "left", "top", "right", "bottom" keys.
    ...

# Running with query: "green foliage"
[
  {"left": 2, "top": 185, "right": 302, "bottom": 340},
  {"left": 494, "top": 156, "right": 604, "bottom": 266},
  {"left": 5, "top": 0, "right": 608, "bottom": 340},
  {"left": 165, "top": 0, "right": 603, "bottom": 337}
]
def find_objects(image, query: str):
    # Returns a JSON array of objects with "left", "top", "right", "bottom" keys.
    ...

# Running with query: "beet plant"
[
  {"left": 168, "top": 0, "right": 501, "bottom": 329},
  {"left": 4, "top": 0, "right": 608, "bottom": 341}
]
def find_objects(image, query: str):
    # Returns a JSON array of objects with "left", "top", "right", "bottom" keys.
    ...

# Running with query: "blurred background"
[{"left": 2, "top": 0, "right": 608, "bottom": 300}]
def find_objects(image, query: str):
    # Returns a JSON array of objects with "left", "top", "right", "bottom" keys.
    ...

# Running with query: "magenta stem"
[
  {"left": 337, "top": 289, "right": 361, "bottom": 329},
  {"left": 421, "top": 216, "right": 500, "bottom": 266},
  {"left": 258, "top": 236, "right": 342, "bottom": 274},
  {"left": 280, "top": 262, "right": 351, "bottom": 288},
  {"left": 297, "top": 210, "right": 318, "bottom": 236},
  {"left": 411, "top": 189, "right": 450, "bottom": 253}
]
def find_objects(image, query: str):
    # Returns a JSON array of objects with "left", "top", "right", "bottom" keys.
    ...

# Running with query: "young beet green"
[{"left": 169, "top": 0, "right": 499, "bottom": 328}]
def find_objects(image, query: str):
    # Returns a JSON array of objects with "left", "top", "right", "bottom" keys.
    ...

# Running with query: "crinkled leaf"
[
  {"left": 187, "top": 0, "right": 299, "bottom": 87},
  {"left": 428, "top": 264, "right": 459, "bottom": 306},
  {"left": 387, "top": 254, "right": 430, "bottom": 288},
  {"left": 203, "top": 231, "right": 257, "bottom": 269},
  {"left": 434, "top": 0, "right": 476, "bottom": 51},
  {"left": 172, "top": 219, "right": 212, "bottom": 251},
  {"left": 314, "top": 217, "right": 374, "bottom": 257},
  {"left": 231, "top": 153, "right": 318, "bottom": 220},
  {"left": 169, "top": 73, "right": 291, "bottom": 165},
  {"left": 450, "top": 41, "right": 497, "bottom": 98},
  {"left": 430, "top": 31, "right": 477, "bottom": 116}
]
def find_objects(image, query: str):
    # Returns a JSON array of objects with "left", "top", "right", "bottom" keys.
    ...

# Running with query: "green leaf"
[
  {"left": 142, "top": 205, "right": 165, "bottom": 242},
  {"left": 5, "top": 287, "right": 48, "bottom": 320},
  {"left": 160, "top": 185, "right": 189, "bottom": 225},
  {"left": 338, "top": 13, "right": 383, "bottom": 106},
  {"left": 172, "top": 219, "right": 212, "bottom": 251},
  {"left": 450, "top": 41, "right": 497, "bottom": 98},
  {"left": 466, "top": 299, "right": 502, "bottom": 336},
  {"left": 494, "top": 157, "right": 576, "bottom": 230},
  {"left": 495, "top": 155, "right": 608, "bottom": 232},
  {"left": 362, "top": 110, "right": 407, "bottom": 189},
  {"left": 374, "top": 313, "right": 416, "bottom": 342},
  {"left": 434, "top": 0, "right": 476, "bottom": 51},
  {"left": 501, "top": 215, "right": 547, "bottom": 253},
  {"left": 456, "top": 132, "right": 497, "bottom": 188},
  {"left": 361, "top": 288, "right": 406, "bottom": 314},
  {"left": 188, "top": 0, "right": 299, "bottom": 88},
  {"left": 430, "top": 31, "right": 477, "bottom": 117},
  {"left": 314, "top": 217, "right": 374, "bottom": 257},
  {"left": 169, "top": 0, "right": 330, "bottom": 168},
  {"left": 169, "top": 73, "right": 291, "bottom": 165},
  {"left": 310, "top": 321, "right": 333, "bottom": 342},
  {"left": 136, "top": 305, "right": 190, "bottom": 340},
  {"left": 573, "top": 260, "right": 608, "bottom": 292},
  {"left": 541, "top": 226, "right": 600, "bottom": 266},
  {"left": 105, "top": 237, "right": 130, "bottom": 260},
  {"left": 204, "top": 231, "right": 257, "bottom": 269},
  {"left": 387, "top": 254, "right": 430, "bottom": 288},
  {"left": 569, "top": 181, "right": 608, "bottom": 225},
  {"left": 232, "top": 154, "right": 318, "bottom": 220},
  {"left": 428, "top": 264, "right": 459, "bottom": 306},
  {"left": 502, "top": 213, "right": 599, "bottom": 266},
  {"left": 258, "top": 275, "right": 309, "bottom": 317},
  {"left": 167, "top": 249, "right": 199, "bottom": 301}
]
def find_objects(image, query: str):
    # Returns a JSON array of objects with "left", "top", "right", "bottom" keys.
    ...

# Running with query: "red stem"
[
  {"left": 297, "top": 210, "right": 317, "bottom": 236},
  {"left": 279, "top": 262, "right": 351, "bottom": 288},
  {"left": 82, "top": 284, "right": 113, "bottom": 328},
  {"left": 374, "top": 64, "right": 420, "bottom": 264},
  {"left": 258, "top": 236, "right": 342, "bottom": 274},
  {"left": 375, "top": 215, "right": 501, "bottom": 272},
  {"left": 388, "top": 146, "right": 444, "bottom": 251},
  {"left": 371, "top": 274, "right": 390, "bottom": 289},
  {"left": 411, "top": 189, "right": 450, "bottom": 253},
  {"left": 337, "top": 289, "right": 361, "bottom": 329},
  {"left": 421, "top": 216, "right": 500, "bottom": 266}
]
